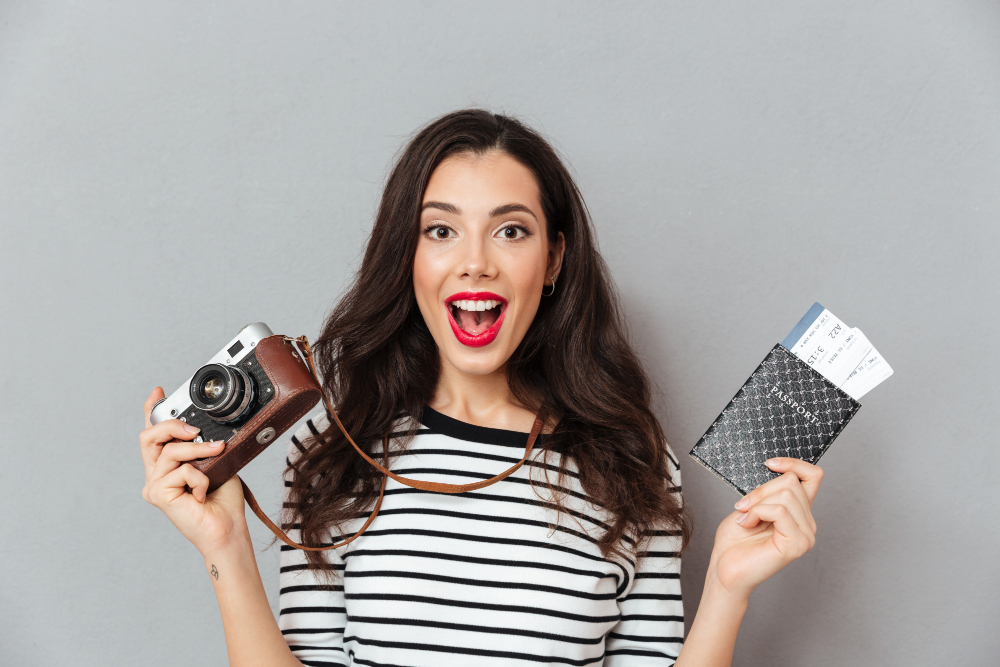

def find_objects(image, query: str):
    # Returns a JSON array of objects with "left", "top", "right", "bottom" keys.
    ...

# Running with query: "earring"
[{"left": 542, "top": 275, "right": 557, "bottom": 297}]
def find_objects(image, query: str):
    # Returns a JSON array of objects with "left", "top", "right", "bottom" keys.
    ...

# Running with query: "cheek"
[
  {"left": 505, "top": 255, "right": 547, "bottom": 330},
  {"left": 515, "top": 244, "right": 549, "bottom": 288},
  {"left": 412, "top": 247, "right": 446, "bottom": 319}
]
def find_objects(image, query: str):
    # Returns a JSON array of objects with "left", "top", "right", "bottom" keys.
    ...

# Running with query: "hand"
[
  {"left": 140, "top": 387, "right": 249, "bottom": 556},
  {"left": 707, "top": 458, "right": 823, "bottom": 601}
]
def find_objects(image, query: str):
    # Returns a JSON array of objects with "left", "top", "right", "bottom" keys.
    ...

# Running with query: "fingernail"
[
  {"left": 735, "top": 497, "right": 750, "bottom": 510},
  {"left": 184, "top": 424, "right": 200, "bottom": 434},
  {"left": 208, "top": 440, "right": 223, "bottom": 448},
  {"left": 736, "top": 512, "right": 747, "bottom": 525},
  {"left": 765, "top": 458, "right": 779, "bottom": 468}
]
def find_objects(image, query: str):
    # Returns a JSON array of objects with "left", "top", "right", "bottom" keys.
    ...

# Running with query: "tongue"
[{"left": 457, "top": 308, "right": 499, "bottom": 335}]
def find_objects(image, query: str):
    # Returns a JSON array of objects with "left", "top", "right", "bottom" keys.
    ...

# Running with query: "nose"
[{"left": 458, "top": 234, "right": 497, "bottom": 281}]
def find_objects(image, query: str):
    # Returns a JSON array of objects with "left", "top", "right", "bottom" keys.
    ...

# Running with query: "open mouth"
[{"left": 446, "top": 292, "right": 507, "bottom": 347}]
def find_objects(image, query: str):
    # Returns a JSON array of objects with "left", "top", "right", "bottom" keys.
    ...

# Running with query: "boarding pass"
[{"left": 781, "top": 302, "right": 893, "bottom": 400}]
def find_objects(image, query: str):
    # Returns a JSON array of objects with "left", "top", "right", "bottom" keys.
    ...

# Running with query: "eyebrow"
[
  {"left": 421, "top": 201, "right": 539, "bottom": 222},
  {"left": 421, "top": 201, "right": 461, "bottom": 215}
]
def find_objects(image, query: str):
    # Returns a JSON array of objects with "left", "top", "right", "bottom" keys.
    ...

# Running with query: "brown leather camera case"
[
  {"left": 191, "top": 335, "right": 322, "bottom": 492},
  {"left": 159, "top": 332, "right": 542, "bottom": 552}
]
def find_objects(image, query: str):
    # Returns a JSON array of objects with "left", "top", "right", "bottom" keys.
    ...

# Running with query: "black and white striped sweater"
[{"left": 278, "top": 407, "right": 684, "bottom": 666}]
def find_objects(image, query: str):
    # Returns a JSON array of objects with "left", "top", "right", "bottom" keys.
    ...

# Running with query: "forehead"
[{"left": 422, "top": 151, "right": 541, "bottom": 211}]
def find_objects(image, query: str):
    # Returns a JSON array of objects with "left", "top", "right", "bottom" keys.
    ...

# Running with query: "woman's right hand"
[{"left": 140, "top": 387, "right": 249, "bottom": 556}]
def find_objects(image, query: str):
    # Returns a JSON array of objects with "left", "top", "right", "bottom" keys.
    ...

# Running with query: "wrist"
[
  {"left": 675, "top": 562, "right": 750, "bottom": 666},
  {"left": 703, "top": 562, "right": 752, "bottom": 610},
  {"left": 201, "top": 532, "right": 262, "bottom": 594},
  {"left": 200, "top": 522, "right": 254, "bottom": 568}
]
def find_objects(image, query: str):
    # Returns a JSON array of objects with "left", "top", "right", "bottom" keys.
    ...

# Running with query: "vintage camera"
[{"left": 150, "top": 323, "right": 322, "bottom": 492}]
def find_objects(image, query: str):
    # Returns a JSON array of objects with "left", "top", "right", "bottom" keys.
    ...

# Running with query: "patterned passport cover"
[{"left": 689, "top": 344, "right": 861, "bottom": 495}]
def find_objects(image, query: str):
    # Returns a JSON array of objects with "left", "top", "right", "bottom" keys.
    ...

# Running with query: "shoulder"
[{"left": 665, "top": 441, "right": 682, "bottom": 489}]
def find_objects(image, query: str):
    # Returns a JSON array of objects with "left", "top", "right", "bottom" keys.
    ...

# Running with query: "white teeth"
[{"left": 452, "top": 299, "right": 501, "bottom": 311}]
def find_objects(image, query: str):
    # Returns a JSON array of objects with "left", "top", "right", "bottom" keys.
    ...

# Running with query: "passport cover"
[{"left": 689, "top": 344, "right": 861, "bottom": 495}]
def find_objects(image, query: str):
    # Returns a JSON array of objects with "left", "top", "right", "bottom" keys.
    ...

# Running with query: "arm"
[
  {"left": 140, "top": 387, "right": 301, "bottom": 667},
  {"left": 277, "top": 418, "right": 350, "bottom": 665},
  {"left": 605, "top": 446, "right": 685, "bottom": 665},
  {"left": 206, "top": 528, "right": 302, "bottom": 667},
  {"left": 674, "top": 458, "right": 823, "bottom": 667},
  {"left": 605, "top": 530, "right": 685, "bottom": 665},
  {"left": 671, "top": 569, "right": 746, "bottom": 667}
]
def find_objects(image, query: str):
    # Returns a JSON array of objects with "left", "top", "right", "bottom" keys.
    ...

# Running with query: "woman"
[{"left": 140, "top": 109, "right": 822, "bottom": 666}]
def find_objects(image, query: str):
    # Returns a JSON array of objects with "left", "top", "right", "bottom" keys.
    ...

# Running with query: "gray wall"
[{"left": 2, "top": 2, "right": 997, "bottom": 665}]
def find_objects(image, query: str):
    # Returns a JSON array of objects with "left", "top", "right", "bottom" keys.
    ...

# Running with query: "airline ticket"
[{"left": 781, "top": 303, "right": 892, "bottom": 400}]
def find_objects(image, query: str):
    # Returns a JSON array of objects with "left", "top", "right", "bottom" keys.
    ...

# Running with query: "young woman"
[{"left": 139, "top": 110, "right": 822, "bottom": 667}]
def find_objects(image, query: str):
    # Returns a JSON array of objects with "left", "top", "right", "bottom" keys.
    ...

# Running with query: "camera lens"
[
  {"left": 189, "top": 363, "right": 257, "bottom": 424},
  {"left": 202, "top": 377, "right": 225, "bottom": 401}
]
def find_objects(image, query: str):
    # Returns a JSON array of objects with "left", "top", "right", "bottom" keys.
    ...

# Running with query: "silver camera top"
[{"left": 149, "top": 322, "right": 274, "bottom": 426}]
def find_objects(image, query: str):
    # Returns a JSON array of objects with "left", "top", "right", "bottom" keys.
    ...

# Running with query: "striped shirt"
[{"left": 278, "top": 407, "right": 684, "bottom": 666}]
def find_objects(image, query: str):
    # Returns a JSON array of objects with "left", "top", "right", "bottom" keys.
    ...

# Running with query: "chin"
[{"left": 440, "top": 344, "right": 510, "bottom": 376}]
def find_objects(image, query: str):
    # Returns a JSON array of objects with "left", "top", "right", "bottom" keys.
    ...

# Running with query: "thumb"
[{"left": 144, "top": 386, "right": 166, "bottom": 428}]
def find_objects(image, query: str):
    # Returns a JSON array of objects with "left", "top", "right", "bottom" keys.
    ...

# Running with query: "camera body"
[{"left": 150, "top": 323, "right": 322, "bottom": 492}]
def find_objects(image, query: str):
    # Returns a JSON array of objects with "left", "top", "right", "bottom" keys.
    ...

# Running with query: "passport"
[{"left": 689, "top": 303, "right": 892, "bottom": 495}]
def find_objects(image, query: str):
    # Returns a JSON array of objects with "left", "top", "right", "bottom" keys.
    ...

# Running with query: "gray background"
[{"left": 1, "top": 2, "right": 997, "bottom": 665}]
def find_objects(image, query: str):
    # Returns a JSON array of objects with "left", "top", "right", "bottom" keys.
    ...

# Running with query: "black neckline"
[{"left": 418, "top": 406, "right": 542, "bottom": 448}]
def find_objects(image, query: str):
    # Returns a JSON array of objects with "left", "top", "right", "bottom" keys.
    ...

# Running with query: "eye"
[
  {"left": 423, "top": 224, "right": 456, "bottom": 240},
  {"left": 496, "top": 224, "right": 530, "bottom": 241}
]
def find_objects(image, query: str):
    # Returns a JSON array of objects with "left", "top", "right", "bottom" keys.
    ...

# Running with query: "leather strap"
[
  {"left": 239, "top": 437, "right": 387, "bottom": 551},
  {"left": 240, "top": 335, "right": 544, "bottom": 551}
]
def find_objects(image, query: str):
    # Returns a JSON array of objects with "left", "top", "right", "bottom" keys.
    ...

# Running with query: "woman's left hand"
[{"left": 707, "top": 458, "right": 823, "bottom": 601}]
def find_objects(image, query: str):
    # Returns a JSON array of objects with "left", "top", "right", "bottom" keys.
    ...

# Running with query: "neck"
[{"left": 429, "top": 357, "right": 538, "bottom": 432}]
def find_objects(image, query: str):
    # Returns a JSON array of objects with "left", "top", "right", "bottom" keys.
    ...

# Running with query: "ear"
[{"left": 547, "top": 231, "right": 566, "bottom": 282}]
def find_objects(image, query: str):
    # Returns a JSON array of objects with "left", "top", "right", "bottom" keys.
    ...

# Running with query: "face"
[{"left": 413, "top": 151, "right": 565, "bottom": 378}]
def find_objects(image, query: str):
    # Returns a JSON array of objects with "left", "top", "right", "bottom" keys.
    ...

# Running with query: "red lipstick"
[{"left": 446, "top": 291, "right": 507, "bottom": 347}]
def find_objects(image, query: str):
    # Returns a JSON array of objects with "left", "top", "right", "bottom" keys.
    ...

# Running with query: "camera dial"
[{"left": 190, "top": 363, "right": 257, "bottom": 424}]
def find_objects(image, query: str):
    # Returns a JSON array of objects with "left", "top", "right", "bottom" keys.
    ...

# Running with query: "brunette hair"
[{"left": 287, "top": 109, "right": 690, "bottom": 573}]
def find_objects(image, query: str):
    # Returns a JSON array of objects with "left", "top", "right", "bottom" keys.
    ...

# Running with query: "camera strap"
[{"left": 239, "top": 335, "right": 545, "bottom": 552}]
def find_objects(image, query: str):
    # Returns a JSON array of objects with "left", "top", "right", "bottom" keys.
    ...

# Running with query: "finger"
[
  {"left": 738, "top": 502, "right": 815, "bottom": 557},
  {"left": 150, "top": 440, "right": 225, "bottom": 483},
  {"left": 735, "top": 466, "right": 814, "bottom": 514},
  {"left": 777, "top": 475, "right": 816, "bottom": 533},
  {"left": 741, "top": 485, "right": 814, "bottom": 536},
  {"left": 148, "top": 463, "right": 211, "bottom": 505},
  {"left": 766, "top": 458, "right": 824, "bottom": 504},
  {"left": 139, "top": 419, "right": 204, "bottom": 478},
  {"left": 736, "top": 472, "right": 816, "bottom": 533},
  {"left": 140, "top": 418, "right": 202, "bottom": 449},
  {"left": 144, "top": 387, "right": 165, "bottom": 429},
  {"left": 139, "top": 419, "right": 201, "bottom": 463}
]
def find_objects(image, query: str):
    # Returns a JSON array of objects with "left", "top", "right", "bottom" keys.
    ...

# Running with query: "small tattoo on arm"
[{"left": 211, "top": 564, "right": 219, "bottom": 580}]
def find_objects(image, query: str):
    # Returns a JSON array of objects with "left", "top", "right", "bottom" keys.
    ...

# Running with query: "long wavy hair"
[{"left": 287, "top": 109, "right": 690, "bottom": 573}]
